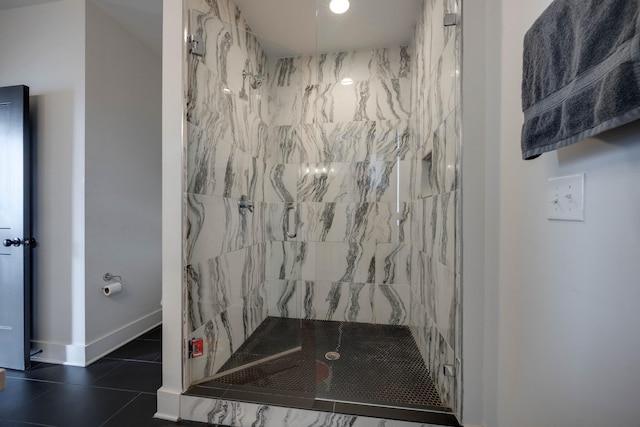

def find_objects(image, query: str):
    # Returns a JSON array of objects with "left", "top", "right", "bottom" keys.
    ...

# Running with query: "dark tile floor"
[
  {"left": 210, "top": 317, "right": 446, "bottom": 410},
  {"left": 0, "top": 326, "right": 204, "bottom": 427}
]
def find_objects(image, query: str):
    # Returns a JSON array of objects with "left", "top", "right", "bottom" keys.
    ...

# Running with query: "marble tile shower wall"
[
  {"left": 408, "top": 0, "right": 461, "bottom": 416},
  {"left": 265, "top": 47, "right": 415, "bottom": 326},
  {"left": 184, "top": 0, "right": 271, "bottom": 383}
]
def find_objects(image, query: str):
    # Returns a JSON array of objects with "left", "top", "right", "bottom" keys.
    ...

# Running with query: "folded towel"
[{"left": 521, "top": 0, "right": 640, "bottom": 160}]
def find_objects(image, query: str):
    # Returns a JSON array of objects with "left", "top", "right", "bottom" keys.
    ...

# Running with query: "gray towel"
[{"left": 521, "top": 0, "right": 640, "bottom": 160}]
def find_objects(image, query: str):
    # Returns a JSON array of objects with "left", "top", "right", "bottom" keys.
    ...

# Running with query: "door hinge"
[
  {"left": 188, "top": 35, "right": 205, "bottom": 57},
  {"left": 188, "top": 338, "right": 204, "bottom": 358},
  {"left": 444, "top": 13, "right": 458, "bottom": 27}
]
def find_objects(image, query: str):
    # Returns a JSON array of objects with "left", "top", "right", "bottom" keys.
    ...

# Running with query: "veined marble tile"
[
  {"left": 298, "top": 162, "right": 376, "bottom": 203},
  {"left": 296, "top": 124, "right": 321, "bottom": 162},
  {"left": 267, "top": 279, "right": 302, "bottom": 318},
  {"left": 317, "top": 49, "right": 375, "bottom": 85},
  {"left": 269, "top": 86, "right": 301, "bottom": 126},
  {"left": 182, "top": 131, "right": 250, "bottom": 200},
  {"left": 315, "top": 242, "right": 376, "bottom": 283},
  {"left": 455, "top": 189, "right": 461, "bottom": 275},
  {"left": 187, "top": 243, "right": 266, "bottom": 333},
  {"left": 186, "top": 62, "right": 234, "bottom": 144},
  {"left": 433, "top": 192, "right": 456, "bottom": 270},
  {"left": 443, "top": 0, "right": 459, "bottom": 56},
  {"left": 300, "top": 55, "right": 318, "bottom": 87},
  {"left": 180, "top": 394, "right": 444, "bottom": 427},
  {"left": 264, "top": 203, "right": 286, "bottom": 241},
  {"left": 267, "top": 241, "right": 298, "bottom": 280},
  {"left": 423, "top": 196, "right": 436, "bottom": 258},
  {"left": 438, "top": 36, "right": 458, "bottom": 122},
  {"left": 434, "top": 260, "right": 455, "bottom": 351},
  {"left": 365, "top": 77, "right": 411, "bottom": 121},
  {"left": 316, "top": 121, "right": 375, "bottom": 163},
  {"left": 374, "top": 120, "right": 412, "bottom": 161},
  {"left": 311, "top": 281, "right": 374, "bottom": 323},
  {"left": 375, "top": 284, "right": 410, "bottom": 325},
  {"left": 422, "top": 252, "right": 437, "bottom": 322},
  {"left": 267, "top": 57, "right": 302, "bottom": 88},
  {"left": 409, "top": 287, "right": 421, "bottom": 342},
  {"left": 243, "top": 243, "right": 267, "bottom": 297},
  {"left": 189, "top": 314, "right": 233, "bottom": 383},
  {"left": 296, "top": 202, "right": 409, "bottom": 245},
  {"left": 373, "top": 46, "right": 412, "bottom": 80},
  {"left": 376, "top": 243, "right": 411, "bottom": 285},
  {"left": 442, "top": 112, "right": 458, "bottom": 194},
  {"left": 187, "top": 256, "right": 235, "bottom": 331},
  {"left": 455, "top": 272, "right": 462, "bottom": 360},
  {"left": 434, "top": 331, "right": 457, "bottom": 412},
  {"left": 265, "top": 126, "right": 300, "bottom": 164},
  {"left": 411, "top": 200, "right": 424, "bottom": 252},
  {"left": 316, "top": 78, "right": 410, "bottom": 124},
  {"left": 301, "top": 84, "right": 318, "bottom": 125},
  {"left": 247, "top": 159, "right": 265, "bottom": 203},
  {"left": 265, "top": 163, "right": 297, "bottom": 202},
  {"left": 266, "top": 240, "right": 315, "bottom": 281},
  {"left": 186, "top": 0, "right": 211, "bottom": 14},
  {"left": 243, "top": 281, "right": 268, "bottom": 339},
  {"left": 298, "top": 202, "right": 371, "bottom": 243},
  {"left": 186, "top": 194, "right": 249, "bottom": 265},
  {"left": 187, "top": 122, "right": 228, "bottom": 197},
  {"left": 428, "top": 0, "right": 447, "bottom": 73},
  {"left": 372, "top": 161, "right": 412, "bottom": 203},
  {"left": 391, "top": 202, "right": 412, "bottom": 244}
]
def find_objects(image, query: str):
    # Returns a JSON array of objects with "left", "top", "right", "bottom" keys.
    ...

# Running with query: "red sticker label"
[{"left": 192, "top": 338, "right": 204, "bottom": 357}]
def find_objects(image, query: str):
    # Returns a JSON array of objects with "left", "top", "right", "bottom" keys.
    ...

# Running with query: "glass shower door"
[
  {"left": 309, "top": 0, "right": 462, "bottom": 416},
  {"left": 184, "top": 2, "right": 303, "bottom": 389}
]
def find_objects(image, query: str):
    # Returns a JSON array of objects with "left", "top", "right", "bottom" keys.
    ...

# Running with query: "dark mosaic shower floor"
[{"left": 200, "top": 317, "right": 447, "bottom": 410}]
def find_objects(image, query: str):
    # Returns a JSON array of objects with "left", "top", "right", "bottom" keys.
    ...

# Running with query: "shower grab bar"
[{"left": 286, "top": 205, "right": 298, "bottom": 239}]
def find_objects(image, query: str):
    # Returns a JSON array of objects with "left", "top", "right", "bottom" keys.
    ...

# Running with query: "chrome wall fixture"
[{"left": 103, "top": 272, "right": 122, "bottom": 282}]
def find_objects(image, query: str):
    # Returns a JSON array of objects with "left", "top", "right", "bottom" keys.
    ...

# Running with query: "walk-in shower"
[{"left": 183, "top": 0, "right": 462, "bottom": 425}]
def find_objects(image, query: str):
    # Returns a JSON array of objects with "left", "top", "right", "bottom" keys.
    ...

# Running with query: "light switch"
[{"left": 547, "top": 174, "right": 585, "bottom": 221}]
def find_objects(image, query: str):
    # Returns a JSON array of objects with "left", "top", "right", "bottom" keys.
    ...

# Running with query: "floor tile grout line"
[
  {"left": 98, "top": 391, "right": 142, "bottom": 427},
  {"left": 89, "top": 360, "right": 128, "bottom": 385},
  {"left": 6, "top": 375, "right": 159, "bottom": 395},
  {"left": 0, "top": 417, "right": 56, "bottom": 427},
  {"left": 102, "top": 357, "right": 162, "bottom": 364}
]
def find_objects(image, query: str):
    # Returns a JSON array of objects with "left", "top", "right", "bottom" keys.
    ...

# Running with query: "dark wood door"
[{"left": 0, "top": 85, "right": 33, "bottom": 371}]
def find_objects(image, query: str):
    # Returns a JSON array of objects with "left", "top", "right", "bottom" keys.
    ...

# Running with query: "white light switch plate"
[{"left": 547, "top": 174, "right": 585, "bottom": 221}]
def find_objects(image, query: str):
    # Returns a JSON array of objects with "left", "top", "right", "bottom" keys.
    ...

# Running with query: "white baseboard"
[
  {"left": 31, "top": 309, "right": 162, "bottom": 366},
  {"left": 155, "top": 387, "right": 181, "bottom": 421},
  {"left": 84, "top": 309, "right": 162, "bottom": 364},
  {"left": 30, "top": 341, "right": 88, "bottom": 366}
]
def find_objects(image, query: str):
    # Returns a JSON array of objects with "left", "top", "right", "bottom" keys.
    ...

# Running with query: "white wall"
[
  {"left": 84, "top": 0, "right": 162, "bottom": 363},
  {"left": 0, "top": 0, "right": 162, "bottom": 366},
  {"left": 157, "top": 0, "right": 184, "bottom": 420},
  {"left": 0, "top": 0, "right": 87, "bottom": 363},
  {"left": 475, "top": 0, "right": 640, "bottom": 425}
]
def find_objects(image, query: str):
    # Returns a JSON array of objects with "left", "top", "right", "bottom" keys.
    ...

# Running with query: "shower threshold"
[{"left": 186, "top": 317, "right": 460, "bottom": 426}]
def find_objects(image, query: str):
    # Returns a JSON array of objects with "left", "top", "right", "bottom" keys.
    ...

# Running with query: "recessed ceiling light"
[
  {"left": 340, "top": 77, "right": 354, "bottom": 85},
  {"left": 330, "top": 0, "right": 350, "bottom": 14}
]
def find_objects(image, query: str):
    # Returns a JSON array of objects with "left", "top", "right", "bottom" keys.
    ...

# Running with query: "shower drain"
[{"left": 325, "top": 351, "right": 340, "bottom": 360}]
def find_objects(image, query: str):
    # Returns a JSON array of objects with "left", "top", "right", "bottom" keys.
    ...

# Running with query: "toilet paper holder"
[{"left": 103, "top": 272, "right": 122, "bottom": 282}]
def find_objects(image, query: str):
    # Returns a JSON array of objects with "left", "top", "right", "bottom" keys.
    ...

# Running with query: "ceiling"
[
  {"left": 94, "top": 0, "right": 163, "bottom": 55},
  {"left": 0, "top": 0, "right": 421, "bottom": 59},
  {"left": 235, "top": 0, "right": 422, "bottom": 58}
]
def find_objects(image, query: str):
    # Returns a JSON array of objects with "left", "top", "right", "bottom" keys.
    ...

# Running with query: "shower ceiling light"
[
  {"left": 330, "top": 0, "right": 350, "bottom": 14},
  {"left": 340, "top": 77, "right": 354, "bottom": 85}
]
